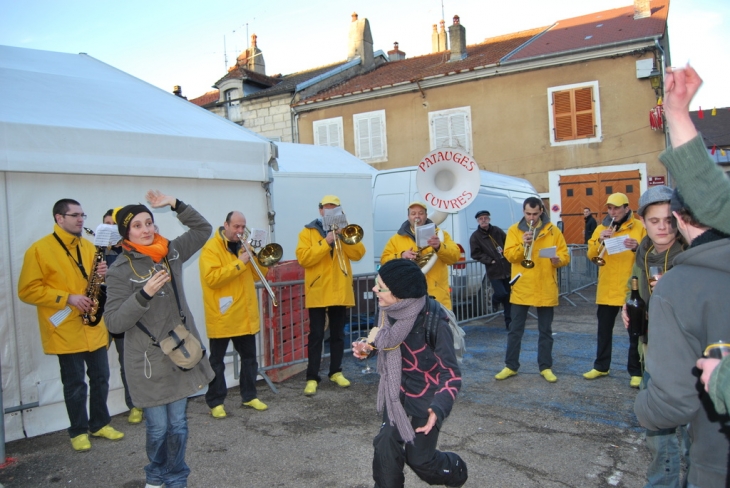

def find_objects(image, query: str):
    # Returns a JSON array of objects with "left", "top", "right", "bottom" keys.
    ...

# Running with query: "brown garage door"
[{"left": 559, "top": 170, "right": 641, "bottom": 244}]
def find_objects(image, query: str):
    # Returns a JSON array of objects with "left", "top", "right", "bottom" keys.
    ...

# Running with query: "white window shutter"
[
  {"left": 370, "top": 115, "right": 383, "bottom": 158},
  {"left": 433, "top": 116, "right": 451, "bottom": 149},
  {"left": 449, "top": 113, "right": 468, "bottom": 151},
  {"left": 327, "top": 123, "right": 340, "bottom": 147},
  {"left": 315, "top": 124, "right": 329, "bottom": 146},
  {"left": 357, "top": 118, "right": 371, "bottom": 158}
]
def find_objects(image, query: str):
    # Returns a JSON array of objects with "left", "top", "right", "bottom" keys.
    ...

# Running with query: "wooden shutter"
[{"left": 552, "top": 87, "right": 595, "bottom": 142}]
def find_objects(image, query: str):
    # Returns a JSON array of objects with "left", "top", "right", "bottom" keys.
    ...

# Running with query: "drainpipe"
[{"left": 654, "top": 38, "right": 672, "bottom": 187}]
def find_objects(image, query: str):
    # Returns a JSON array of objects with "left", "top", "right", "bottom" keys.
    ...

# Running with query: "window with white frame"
[
  {"left": 225, "top": 89, "right": 241, "bottom": 121},
  {"left": 428, "top": 107, "right": 472, "bottom": 154},
  {"left": 313, "top": 117, "right": 344, "bottom": 148},
  {"left": 353, "top": 110, "right": 387, "bottom": 163},
  {"left": 547, "top": 81, "right": 602, "bottom": 146}
]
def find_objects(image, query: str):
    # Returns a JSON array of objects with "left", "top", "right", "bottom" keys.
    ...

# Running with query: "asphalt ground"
[{"left": 0, "top": 285, "right": 669, "bottom": 487}]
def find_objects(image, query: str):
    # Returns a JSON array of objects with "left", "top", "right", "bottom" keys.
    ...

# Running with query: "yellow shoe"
[
  {"left": 242, "top": 398, "right": 268, "bottom": 411},
  {"left": 495, "top": 367, "right": 517, "bottom": 380},
  {"left": 583, "top": 369, "right": 609, "bottom": 380},
  {"left": 329, "top": 372, "right": 351, "bottom": 388},
  {"left": 210, "top": 405, "right": 227, "bottom": 419},
  {"left": 128, "top": 407, "right": 143, "bottom": 424},
  {"left": 304, "top": 380, "right": 318, "bottom": 396},
  {"left": 541, "top": 369, "right": 557, "bottom": 383},
  {"left": 91, "top": 425, "right": 124, "bottom": 440},
  {"left": 630, "top": 376, "right": 642, "bottom": 388},
  {"left": 70, "top": 433, "right": 91, "bottom": 451}
]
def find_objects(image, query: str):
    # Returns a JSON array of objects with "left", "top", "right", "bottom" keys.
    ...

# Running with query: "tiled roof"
[
  {"left": 190, "top": 61, "right": 350, "bottom": 107},
  {"left": 214, "top": 67, "right": 281, "bottom": 88},
  {"left": 504, "top": 0, "right": 668, "bottom": 62},
  {"left": 244, "top": 61, "right": 349, "bottom": 100},
  {"left": 690, "top": 107, "right": 730, "bottom": 147},
  {"left": 297, "top": 27, "right": 547, "bottom": 105},
  {"left": 190, "top": 90, "right": 220, "bottom": 107}
]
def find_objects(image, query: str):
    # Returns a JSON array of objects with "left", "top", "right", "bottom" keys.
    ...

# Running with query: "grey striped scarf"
[{"left": 374, "top": 296, "right": 426, "bottom": 444}]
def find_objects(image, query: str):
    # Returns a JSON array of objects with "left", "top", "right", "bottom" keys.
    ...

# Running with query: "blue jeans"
[
  {"left": 206, "top": 334, "right": 258, "bottom": 407},
  {"left": 57, "top": 346, "right": 111, "bottom": 438},
  {"left": 645, "top": 425, "right": 689, "bottom": 488},
  {"left": 144, "top": 398, "right": 190, "bottom": 488},
  {"left": 505, "top": 305, "right": 554, "bottom": 371}
]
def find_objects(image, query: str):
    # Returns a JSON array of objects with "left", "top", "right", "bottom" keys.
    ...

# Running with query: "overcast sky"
[{"left": 1, "top": 0, "right": 728, "bottom": 109}]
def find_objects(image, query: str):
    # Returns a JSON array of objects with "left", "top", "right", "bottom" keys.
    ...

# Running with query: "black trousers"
[
  {"left": 593, "top": 305, "right": 641, "bottom": 376},
  {"left": 205, "top": 334, "right": 258, "bottom": 407},
  {"left": 372, "top": 409, "right": 467, "bottom": 488},
  {"left": 306, "top": 306, "right": 346, "bottom": 382}
]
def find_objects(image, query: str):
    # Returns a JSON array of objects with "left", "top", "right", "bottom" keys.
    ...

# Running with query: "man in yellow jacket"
[
  {"left": 200, "top": 211, "right": 269, "bottom": 418},
  {"left": 18, "top": 198, "right": 124, "bottom": 452},
  {"left": 495, "top": 197, "right": 570, "bottom": 383},
  {"left": 381, "top": 202, "right": 460, "bottom": 310},
  {"left": 296, "top": 195, "right": 366, "bottom": 396},
  {"left": 583, "top": 193, "right": 645, "bottom": 387}
]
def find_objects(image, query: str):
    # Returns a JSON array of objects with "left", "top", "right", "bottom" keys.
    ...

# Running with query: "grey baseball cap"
[{"left": 638, "top": 185, "right": 674, "bottom": 217}]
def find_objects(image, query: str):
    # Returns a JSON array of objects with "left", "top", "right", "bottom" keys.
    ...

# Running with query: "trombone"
[
  {"left": 521, "top": 219, "right": 537, "bottom": 269},
  {"left": 331, "top": 222, "right": 364, "bottom": 277},
  {"left": 591, "top": 218, "right": 614, "bottom": 267},
  {"left": 237, "top": 227, "right": 283, "bottom": 306}
]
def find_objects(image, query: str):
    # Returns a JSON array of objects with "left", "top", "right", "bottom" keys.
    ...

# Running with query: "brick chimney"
[
  {"left": 634, "top": 0, "right": 651, "bottom": 19},
  {"left": 347, "top": 13, "right": 375, "bottom": 69},
  {"left": 448, "top": 15, "right": 466, "bottom": 61},
  {"left": 172, "top": 85, "right": 187, "bottom": 99},
  {"left": 388, "top": 42, "right": 406, "bottom": 61},
  {"left": 431, "top": 24, "right": 439, "bottom": 53}
]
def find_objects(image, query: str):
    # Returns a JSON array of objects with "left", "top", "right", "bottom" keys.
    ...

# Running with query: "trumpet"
[
  {"left": 331, "top": 222, "right": 364, "bottom": 277},
  {"left": 237, "top": 227, "right": 283, "bottom": 306},
  {"left": 521, "top": 219, "right": 538, "bottom": 269},
  {"left": 591, "top": 218, "right": 615, "bottom": 267}
]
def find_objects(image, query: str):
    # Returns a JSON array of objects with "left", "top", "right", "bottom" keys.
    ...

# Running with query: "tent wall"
[
  {"left": 3, "top": 172, "right": 270, "bottom": 440},
  {"left": 272, "top": 173, "right": 375, "bottom": 275}
]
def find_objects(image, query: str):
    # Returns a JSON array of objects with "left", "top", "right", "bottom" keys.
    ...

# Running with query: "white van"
[{"left": 372, "top": 167, "right": 539, "bottom": 303}]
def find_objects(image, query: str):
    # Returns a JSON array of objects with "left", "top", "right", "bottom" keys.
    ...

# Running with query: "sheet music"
[
  {"left": 49, "top": 307, "right": 72, "bottom": 327},
  {"left": 322, "top": 207, "right": 348, "bottom": 231},
  {"left": 416, "top": 223, "right": 436, "bottom": 247},
  {"left": 247, "top": 228, "right": 267, "bottom": 249},
  {"left": 538, "top": 246, "right": 557, "bottom": 258},
  {"left": 605, "top": 235, "right": 630, "bottom": 255},
  {"left": 92, "top": 224, "right": 122, "bottom": 247}
]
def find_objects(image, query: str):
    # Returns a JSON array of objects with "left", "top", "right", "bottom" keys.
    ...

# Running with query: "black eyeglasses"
[{"left": 63, "top": 213, "right": 88, "bottom": 220}]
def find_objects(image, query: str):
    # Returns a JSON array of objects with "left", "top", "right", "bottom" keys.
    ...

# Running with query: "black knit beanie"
[
  {"left": 116, "top": 204, "right": 153, "bottom": 240},
  {"left": 378, "top": 259, "right": 427, "bottom": 299}
]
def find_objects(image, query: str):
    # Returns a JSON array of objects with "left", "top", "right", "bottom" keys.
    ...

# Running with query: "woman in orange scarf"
[{"left": 104, "top": 190, "right": 213, "bottom": 488}]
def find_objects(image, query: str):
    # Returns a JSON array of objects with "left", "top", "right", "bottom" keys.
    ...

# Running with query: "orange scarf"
[{"left": 123, "top": 234, "right": 170, "bottom": 263}]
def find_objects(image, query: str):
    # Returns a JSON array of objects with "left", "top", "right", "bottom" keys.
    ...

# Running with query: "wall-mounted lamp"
[{"left": 649, "top": 70, "right": 662, "bottom": 97}]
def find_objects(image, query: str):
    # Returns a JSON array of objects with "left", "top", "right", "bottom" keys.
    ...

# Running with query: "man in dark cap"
[
  {"left": 469, "top": 210, "right": 511, "bottom": 328},
  {"left": 18, "top": 198, "right": 124, "bottom": 451},
  {"left": 634, "top": 189, "right": 730, "bottom": 487}
]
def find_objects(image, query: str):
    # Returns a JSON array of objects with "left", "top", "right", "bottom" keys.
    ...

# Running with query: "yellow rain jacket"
[
  {"left": 380, "top": 220, "right": 460, "bottom": 310},
  {"left": 587, "top": 211, "right": 646, "bottom": 306},
  {"left": 200, "top": 228, "right": 267, "bottom": 339},
  {"left": 18, "top": 224, "right": 109, "bottom": 355},
  {"left": 296, "top": 220, "right": 366, "bottom": 309},
  {"left": 504, "top": 217, "right": 570, "bottom": 307}
]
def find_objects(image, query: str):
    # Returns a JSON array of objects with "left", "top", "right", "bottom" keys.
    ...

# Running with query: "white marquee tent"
[{"left": 0, "top": 45, "right": 277, "bottom": 440}]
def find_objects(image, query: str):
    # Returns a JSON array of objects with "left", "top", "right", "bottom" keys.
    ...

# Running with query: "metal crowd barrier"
[{"left": 250, "top": 248, "right": 597, "bottom": 389}]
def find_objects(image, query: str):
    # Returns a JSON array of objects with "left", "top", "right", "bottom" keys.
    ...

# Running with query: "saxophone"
[{"left": 82, "top": 228, "right": 107, "bottom": 326}]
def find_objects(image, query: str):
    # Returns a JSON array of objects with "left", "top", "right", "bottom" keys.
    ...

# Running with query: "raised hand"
[{"left": 145, "top": 190, "right": 176, "bottom": 209}]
